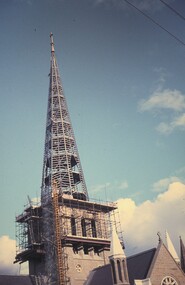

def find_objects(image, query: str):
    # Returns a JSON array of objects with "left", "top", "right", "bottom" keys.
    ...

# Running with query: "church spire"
[
  {"left": 180, "top": 236, "right": 185, "bottom": 273},
  {"left": 41, "top": 33, "right": 88, "bottom": 202},
  {"left": 109, "top": 224, "right": 130, "bottom": 285},
  {"left": 40, "top": 33, "right": 89, "bottom": 284},
  {"left": 109, "top": 223, "right": 126, "bottom": 259},
  {"left": 165, "top": 230, "right": 180, "bottom": 264}
]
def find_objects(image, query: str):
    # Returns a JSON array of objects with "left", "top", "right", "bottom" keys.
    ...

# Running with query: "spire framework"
[{"left": 41, "top": 33, "right": 88, "bottom": 202}]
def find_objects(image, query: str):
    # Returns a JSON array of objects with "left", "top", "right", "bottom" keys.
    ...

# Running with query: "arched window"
[
  {"left": 117, "top": 259, "right": 123, "bottom": 282},
  {"left": 122, "top": 259, "right": 128, "bottom": 281},
  {"left": 110, "top": 260, "right": 117, "bottom": 284},
  {"left": 161, "top": 276, "right": 178, "bottom": 285}
]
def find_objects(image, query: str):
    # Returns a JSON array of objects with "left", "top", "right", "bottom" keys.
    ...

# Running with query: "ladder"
[{"left": 52, "top": 180, "right": 66, "bottom": 285}]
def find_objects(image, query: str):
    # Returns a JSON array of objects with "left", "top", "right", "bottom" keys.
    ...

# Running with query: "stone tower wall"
[{"left": 58, "top": 198, "right": 115, "bottom": 284}]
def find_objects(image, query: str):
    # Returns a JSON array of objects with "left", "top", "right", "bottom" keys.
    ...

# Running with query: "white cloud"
[
  {"left": 0, "top": 236, "right": 19, "bottom": 275},
  {"left": 117, "top": 182, "right": 185, "bottom": 255},
  {"left": 139, "top": 89, "right": 185, "bottom": 112},
  {"left": 139, "top": 88, "right": 185, "bottom": 134},
  {"left": 156, "top": 113, "right": 185, "bottom": 134},
  {"left": 152, "top": 176, "right": 181, "bottom": 192},
  {"left": 174, "top": 113, "right": 185, "bottom": 127},
  {"left": 0, "top": 235, "right": 30, "bottom": 275}
]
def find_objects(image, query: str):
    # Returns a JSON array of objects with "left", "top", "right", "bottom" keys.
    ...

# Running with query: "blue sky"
[{"left": 0, "top": 0, "right": 185, "bottom": 261}]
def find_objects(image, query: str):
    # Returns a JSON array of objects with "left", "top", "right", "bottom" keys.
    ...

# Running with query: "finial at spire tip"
[{"left": 50, "top": 32, "right": 55, "bottom": 53}]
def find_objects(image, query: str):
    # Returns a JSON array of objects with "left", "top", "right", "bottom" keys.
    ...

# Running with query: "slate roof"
[
  {"left": 85, "top": 264, "right": 113, "bottom": 285},
  {"left": 127, "top": 248, "right": 156, "bottom": 285},
  {"left": 0, "top": 275, "right": 34, "bottom": 285},
  {"left": 85, "top": 248, "right": 156, "bottom": 285}
]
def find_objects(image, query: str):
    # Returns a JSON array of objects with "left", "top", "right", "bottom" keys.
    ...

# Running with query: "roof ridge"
[{"left": 127, "top": 247, "right": 156, "bottom": 259}]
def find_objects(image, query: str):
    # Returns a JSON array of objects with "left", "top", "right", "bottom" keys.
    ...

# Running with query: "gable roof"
[
  {"left": 127, "top": 248, "right": 156, "bottom": 285},
  {"left": 147, "top": 241, "right": 185, "bottom": 284},
  {"left": 0, "top": 275, "right": 34, "bottom": 285}
]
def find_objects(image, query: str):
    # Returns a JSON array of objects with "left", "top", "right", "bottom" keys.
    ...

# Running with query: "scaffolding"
[
  {"left": 15, "top": 199, "right": 44, "bottom": 265},
  {"left": 15, "top": 195, "right": 122, "bottom": 258}
]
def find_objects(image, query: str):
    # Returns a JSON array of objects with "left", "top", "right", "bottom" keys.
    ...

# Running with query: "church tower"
[{"left": 15, "top": 34, "right": 118, "bottom": 285}]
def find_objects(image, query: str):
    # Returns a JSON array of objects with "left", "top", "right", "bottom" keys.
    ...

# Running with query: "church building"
[
  {"left": 86, "top": 229, "right": 185, "bottom": 285},
  {"left": 0, "top": 34, "right": 185, "bottom": 285}
]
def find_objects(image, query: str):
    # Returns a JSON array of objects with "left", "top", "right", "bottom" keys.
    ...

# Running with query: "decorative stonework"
[{"left": 76, "top": 264, "right": 82, "bottom": 272}]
